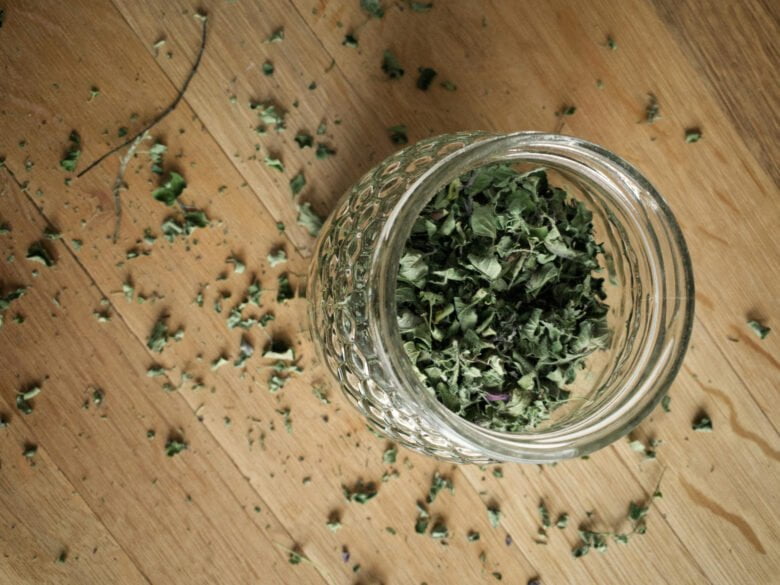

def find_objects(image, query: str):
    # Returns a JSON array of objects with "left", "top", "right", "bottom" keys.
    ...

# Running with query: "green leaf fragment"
[
  {"left": 149, "top": 142, "right": 167, "bottom": 174},
  {"left": 427, "top": 471, "right": 453, "bottom": 503},
  {"left": 361, "top": 0, "right": 384, "bottom": 18},
  {"left": 294, "top": 132, "right": 313, "bottom": 148},
  {"left": 267, "top": 248, "right": 287, "bottom": 267},
  {"left": 277, "top": 273, "right": 294, "bottom": 302},
  {"left": 692, "top": 415, "right": 713, "bottom": 432},
  {"left": 487, "top": 506, "right": 501, "bottom": 528},
  {"left": 416, "top": 67, "right": 437, "bottom": 90},
  {"left": 645, "top": 93, "right": 660, "bottom": 124},
  {"left": 343, "top": 480, "right": 378, "bottom": 503},
  {"left": 26, "top": 242, "right": 55, "bottom": 267},
  {"left": 440, "top": 80, "right": 457, "bottom": 91},
  {"left": 266, "top": 28, "right": 284, "bottom": 43},
  {"left": 747, "top": 319, "right": 770, "bottom": 339},
  {"left": 430, "top": 522, "right": 448, "bottom": 539},
  {"left": 263, "top": 342, "right": 295, "bottom": 361},
  {"left": 388, "top": 125, "right": 408, "bottom": 145},
  {"left": 211, "top": 355, "right": 229, "bottom": 371},
  {"left": 165, "top": 437, "right": 187, "bottom": 457},
  {"left": 226, "top": 255, "right": 245, "bottom": 274},
  {"left": 296, "top": 202, "right": 323, "bottom": 237},
  {"left": 59, "top": 130, "right": 81, "bottom": 172},
  {"left": 684, "top": 128, "right": 702, "bottom": 143},
  {"left": 16, "top": 385, "right": 40, "bottom": 415},
  {"left": 290, "top": 171, "right": 306, "bottom": 196},
  {"left": 264, "top": 156, "right": 284, "bottom": 172},
  {"left": 0, "top": 286, "right": 26, "bottom": 311},
  {"left": 383, "top": 444, "right": 397, "bottom": 464},
  {"left": 152, "top": 172, "right": 187, "bottom": 206},
  {"left": 409, "top": 1, "right": 433, "bottom": 12},
  {"left": 381, "top": 50, "right": 404, "bottom": 79},
  {"left": 250, "top": 100, "right": 286, "bottom": 131},
  {"left": 315, "top": 142, "right": 336, "bottom": 159}
]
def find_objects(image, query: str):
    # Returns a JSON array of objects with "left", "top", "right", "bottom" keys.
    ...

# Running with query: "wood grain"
[{"left": 1, "top": 1, "right": 778, "bottom": 584}]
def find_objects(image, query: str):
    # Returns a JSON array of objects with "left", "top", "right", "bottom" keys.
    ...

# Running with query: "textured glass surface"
[{"left": 308, "top": 133, "right": 694, "bottom": 464}]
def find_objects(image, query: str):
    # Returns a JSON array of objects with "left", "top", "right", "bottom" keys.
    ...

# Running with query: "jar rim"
[{"left": 371, "top": 132, "right": 695, "bottom": 463}]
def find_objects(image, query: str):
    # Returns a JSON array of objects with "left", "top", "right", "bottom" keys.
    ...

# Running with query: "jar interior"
[{"left": 390, "top": 153, "right": 658, "bottom": 438}]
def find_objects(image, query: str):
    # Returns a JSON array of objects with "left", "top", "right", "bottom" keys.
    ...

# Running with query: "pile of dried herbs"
[{"left": 396, "top": 164, "right": 610, "bottom": 431}]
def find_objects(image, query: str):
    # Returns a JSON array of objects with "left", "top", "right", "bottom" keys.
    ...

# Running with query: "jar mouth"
[{"left": 371, "top": 132, "right": 695, "bottom": 463}]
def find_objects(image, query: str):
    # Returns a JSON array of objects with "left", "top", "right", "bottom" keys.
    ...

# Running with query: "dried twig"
[
  {"left": 111, "top": 131, "right": 150, "bottom": 243},
  {"left": 76, "top": 15, "right": 208, "bottom": 179}
]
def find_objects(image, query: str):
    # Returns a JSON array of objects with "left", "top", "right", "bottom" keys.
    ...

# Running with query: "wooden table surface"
[{"left": 1, "top": 1, "right": 777, "bottom": 584}]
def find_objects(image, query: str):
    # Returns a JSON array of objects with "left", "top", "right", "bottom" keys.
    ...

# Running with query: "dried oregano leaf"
[{"left": 397, "top": 165, "right": 610, "bottom": 432}]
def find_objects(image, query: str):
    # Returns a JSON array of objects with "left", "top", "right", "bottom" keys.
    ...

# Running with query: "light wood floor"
[{"left": 0, "top": 1, "right": 777, "bottom": 584}]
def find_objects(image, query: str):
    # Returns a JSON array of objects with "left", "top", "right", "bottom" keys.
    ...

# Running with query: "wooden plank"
[
  {"left": 652, "top": 0, "right": 780, "bottom": 184},
  {"left": 0, "top": 1, "right": 778, "bottom": 584},
  {"left": 0, "top": 418, "right": 151, "bottom": 585},
  {"left": 0, "top": 175, "right": 321, "bottom": 584}
]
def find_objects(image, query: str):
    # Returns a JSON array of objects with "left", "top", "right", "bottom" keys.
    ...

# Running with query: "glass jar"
[{"left": 307, "top": 132, "right": 694, "bottom": 464}]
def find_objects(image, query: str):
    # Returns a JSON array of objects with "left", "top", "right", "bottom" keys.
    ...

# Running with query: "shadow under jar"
[{"left": 307, "top": 132, "right": 694, "bottom": 464}]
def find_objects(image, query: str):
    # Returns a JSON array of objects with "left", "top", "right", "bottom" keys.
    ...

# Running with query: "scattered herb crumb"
[
  {"left": 684, "top": 128, "right": 702, "bottom": 143},
  {"left": 26, "top": 242, "right": 55, "bottom": 267},
  {"left": 427, "top": 471, "right": 453, "bottom": 503},
  {"left": 16, "top": 384, "right": 40, "bottom": 415},
  {"left": 59, "top": 131, "right": 81, "bottom": 172},
  {"left": 361, "top": 0, "right": 384, "bottom": 19},
  {"left": 416, "top": 67, "right": 437, "bottom": 90},
  {"left": 165, "top": 436, "right": 188, "bottom": 457},
  {"left": 266, "top": 28, "right": 284, "bottom": 43},
  {"left": 267, "top": 248, "right": 287, "bottom": 267},
  {"left": 381, "top": 50, "right": 404, "bottom": 79},
  {"left": 747, "top": 319, "right": 770, "bottom": 339},
  {"left": 383, "top": 444, "right": 398, "bottom": 464},
  {"left": 487, "top": 505, "right": 501, "bottom": 528},
  {"left": 315, "top": 142, "right": 336, "bottom": 159},
  {"left": 226, "top": 254, "right": 246, "bottom": 274},
  {"left": 296, "top": 202, "right": 324, "bottom": 237},
  {"left": 430, "top": 522, "right": 448, "bottom": 539},
  {"left": 276, "top": 274, "right": 294, "bottom": 302},
  {"left": 558, "top": 104, "right": 576, "bottom": 117},
  {"left": 661, "top": 394, "right": 671, "bottom": 413},
  {"left": 294, "top": 132, "right": 313, "bottom": 148},
  {"left": 152, "top": 172, "right": 187, "bottom": 206},
  {"left": 645, "top": 93, "right": 661, "bottom": 124},
  {"left": 440, "top": 80, "right": 457, "bottom": 91},
  {"left": 264, "top": 156, "right": 285, "bottom": 172},
  {"left": 606, "top": 35, "right": 617, "bottom": 50},
  {"left": 343, "top": 479, "right": 378, "bottom": 503},
  {"left": 262, "top": 61, "right": 274, "bottom": 76},
  {"left": 290, "top": 171, "right": 306, "bottom": 196},
  {"left": 409, "top": 1, "right": 433, "bottom": 12},
  {"left": 388, "top": 125, "right": 409, "bottom": 145},
  {"left": 692, "top": 415, "right": 713, "bottom": 432},
  {"left": 343, "top": 33, "right": 358, "bottom": 48}
]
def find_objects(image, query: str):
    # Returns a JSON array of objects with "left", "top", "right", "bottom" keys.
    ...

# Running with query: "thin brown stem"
[{"left": 76, "top": 15, "right": 208, "bottom": 178}]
